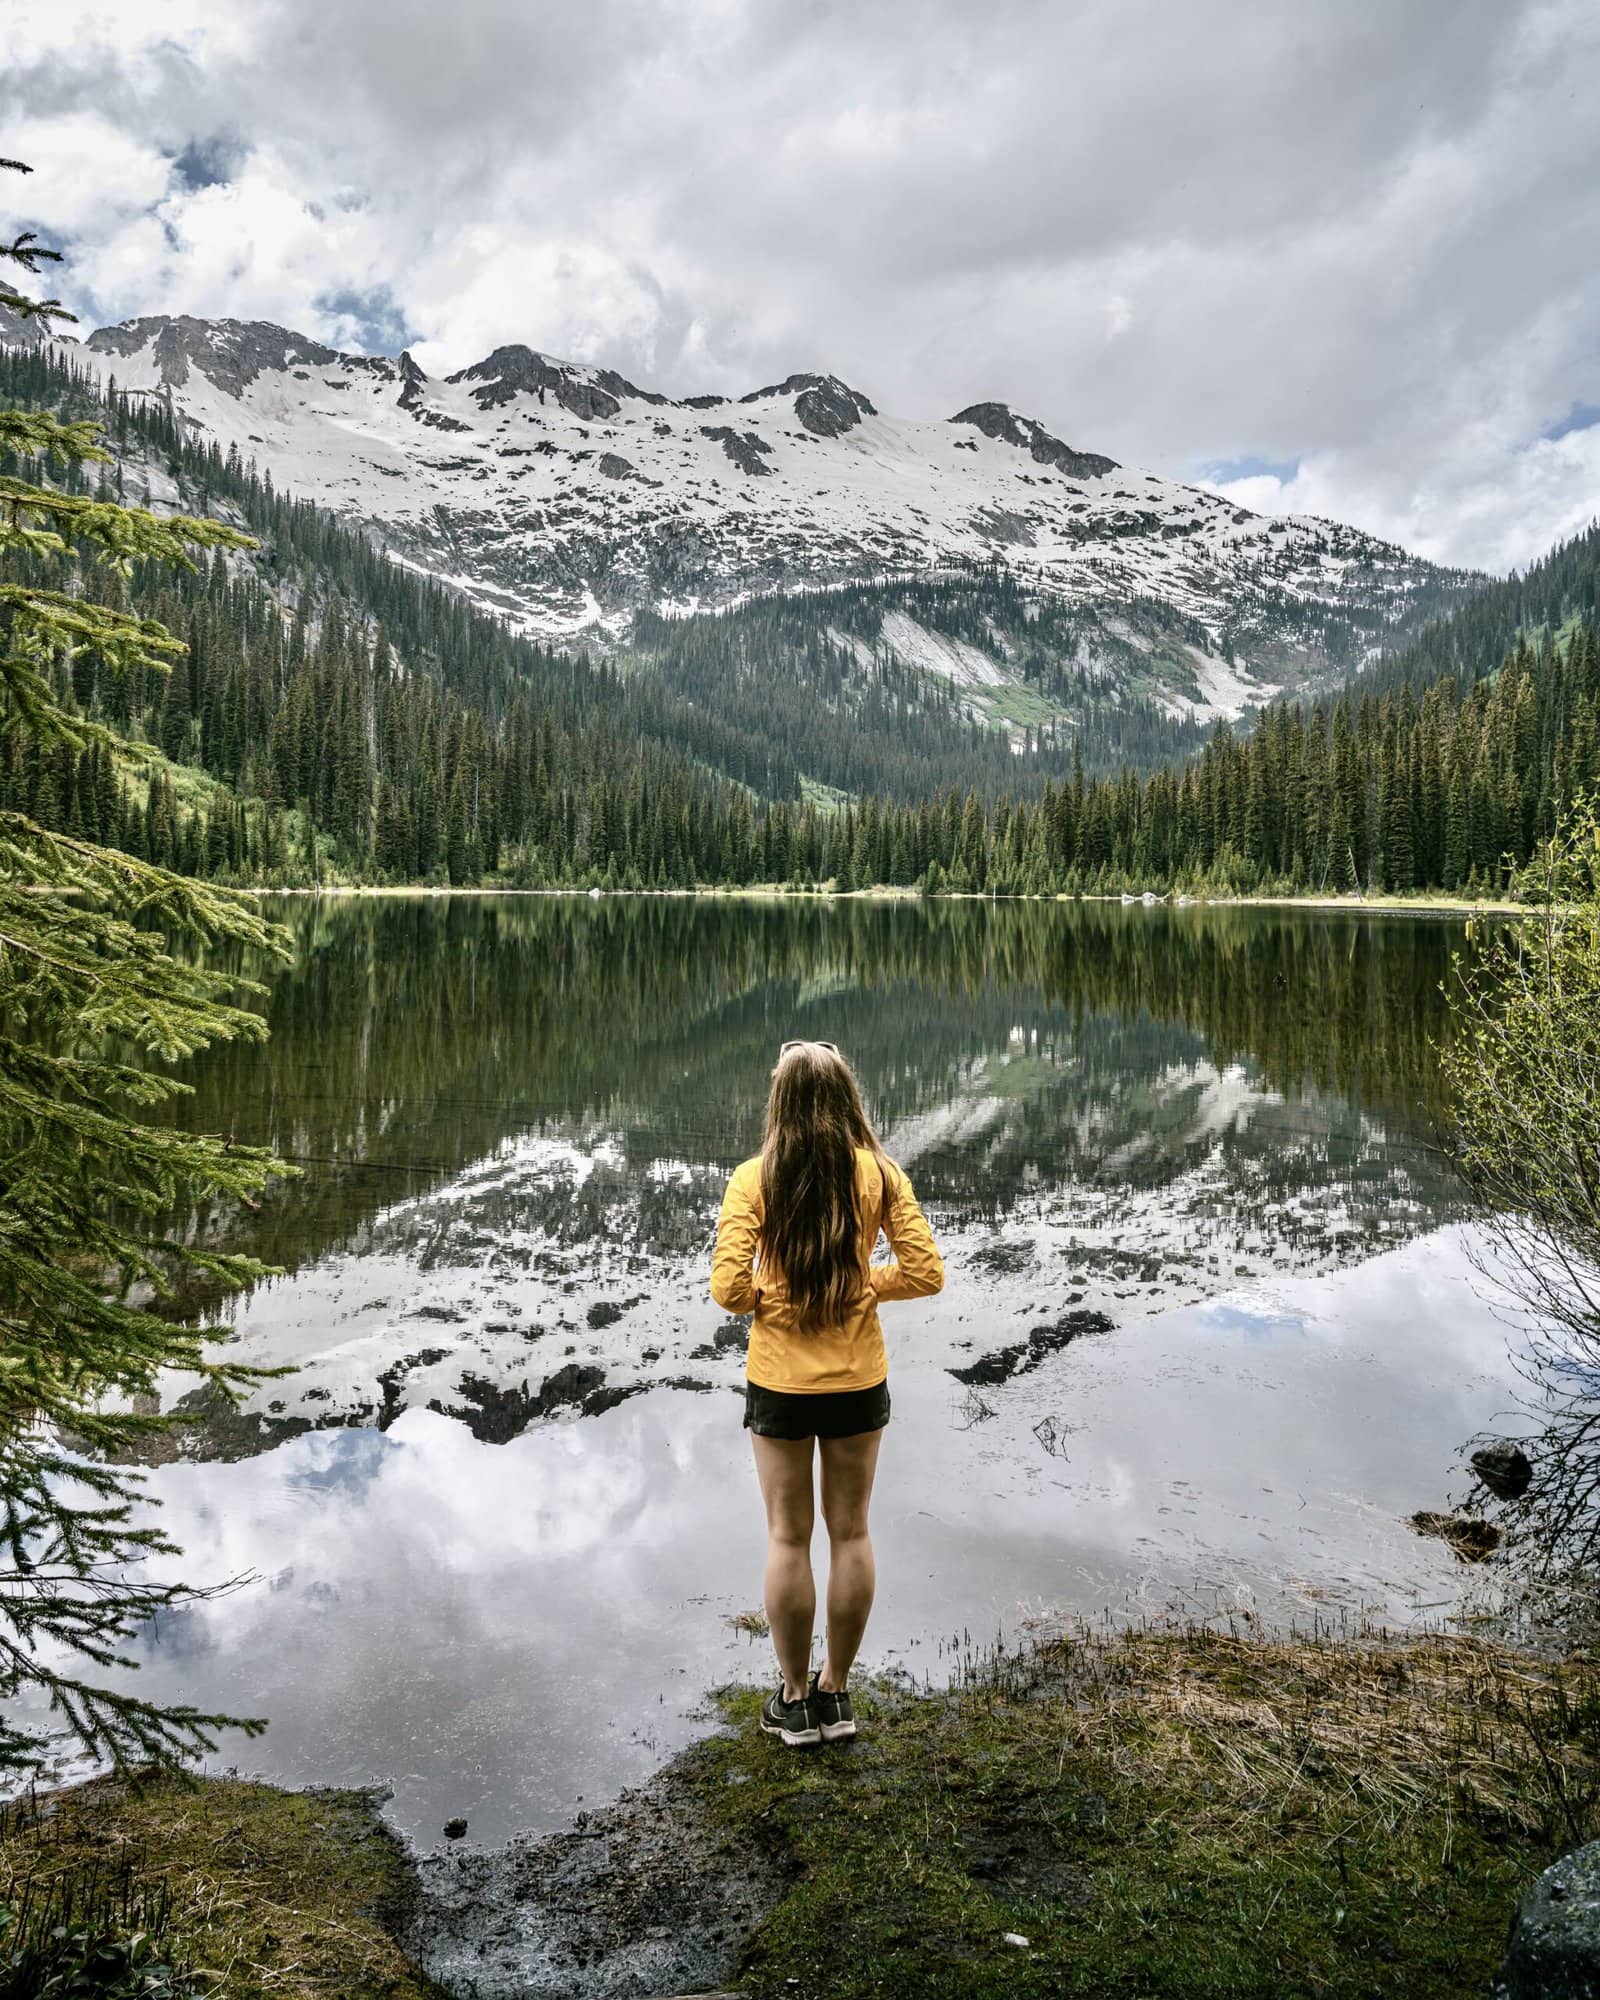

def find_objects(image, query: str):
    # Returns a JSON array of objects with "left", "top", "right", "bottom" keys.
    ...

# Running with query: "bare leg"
[
  {"left": 751, "top": 1433, "right": 816, "bottom": 1700},
  {"left": 817, "top": 1428, "right": 882, "bottom": 1692}
]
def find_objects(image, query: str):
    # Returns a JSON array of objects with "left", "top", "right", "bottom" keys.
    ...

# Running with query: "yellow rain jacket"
[{"left": 710, "top": 1147, "right": 944, "bottom": 1393}]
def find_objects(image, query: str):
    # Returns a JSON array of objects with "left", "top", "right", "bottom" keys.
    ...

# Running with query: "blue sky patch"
[
  {"left": 1542, "top": 400, "right": 1600, "bottom": 442},
  {"left": 170, "top": 136, "right": 243, "bottom": 192},
  {"left": 1191, "top": 1299, "right": 1309, "bottom": 1343},
  {"left": 1200, "top": 454, "right": 1301, "bottom": 486},
  {"left": 315, "top": 284, "right": 416, "bottom": 356}
]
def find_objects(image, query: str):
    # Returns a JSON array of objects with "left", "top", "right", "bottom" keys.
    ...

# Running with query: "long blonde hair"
[{"left": 759, "top": 1041, "right": 892, "bottom": 1331}]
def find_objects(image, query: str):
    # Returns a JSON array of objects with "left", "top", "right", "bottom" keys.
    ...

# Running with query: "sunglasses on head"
[{"left": 780, "top": 1039, "right": 839, "bottom": 1055}]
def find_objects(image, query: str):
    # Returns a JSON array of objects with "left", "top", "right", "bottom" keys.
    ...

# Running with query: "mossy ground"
[
  {"left": 692, "top": 1626, "right": 1600, "bottom": 2000},
  {"left": 0, "top": 1775, "right": 443, "bottom": 1998}
]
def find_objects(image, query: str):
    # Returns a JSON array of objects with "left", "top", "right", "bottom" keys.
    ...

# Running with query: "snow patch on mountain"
[
  {"left": 1157, "top": 646, "right": 1283, "bottom": 722},
  {"left": 15, "top": 312, "right": 1481, "bottom": 721}
]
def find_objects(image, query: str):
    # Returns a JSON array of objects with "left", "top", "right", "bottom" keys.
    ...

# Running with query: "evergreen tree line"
[
  {"left": 631, "top": 576, "right": 1227, "bottom": 793},
  {"left": 9, "top": 607, "right": 1595, "bottom": 895},
  {"left": 898, "top": 623, "right": 1600, "bottom": 897}
]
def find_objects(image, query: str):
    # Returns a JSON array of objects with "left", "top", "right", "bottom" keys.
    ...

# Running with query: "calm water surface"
[{"left": 91, "top": 899, "right": 1529, "bottom": 1840}]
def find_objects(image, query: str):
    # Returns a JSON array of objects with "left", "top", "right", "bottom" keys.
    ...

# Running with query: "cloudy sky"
[{"left": 5, "top": 0, "right": 1598, "bottom": 573}]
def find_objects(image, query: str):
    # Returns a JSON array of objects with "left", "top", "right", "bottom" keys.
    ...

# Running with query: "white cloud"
[
  {"left": 1, "top": 112, "right": 168, "bottom": 232},
  {"left": 2, "top": 0, "right": 1598, "bottom": 573},
  {"left": 1209, "top": 423, "right": 1600, "bottom": 577}
]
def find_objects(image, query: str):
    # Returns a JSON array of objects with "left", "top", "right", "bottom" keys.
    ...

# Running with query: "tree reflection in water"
[{"left": 166, "top": 894, "right": 1467, "bottom": 1287}]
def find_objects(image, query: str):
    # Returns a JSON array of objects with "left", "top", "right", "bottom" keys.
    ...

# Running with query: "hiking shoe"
[
  {"left": 810, "top": 1674, "right": 856, "bottom": 1742},
  {"left": 760, "top": 1686, "right": 821, "bottom": 1747}
]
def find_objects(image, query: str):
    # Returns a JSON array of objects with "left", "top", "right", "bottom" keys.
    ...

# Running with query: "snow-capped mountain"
[{"left": 20, "top": 311, "right": 1476, "bottom": 723}]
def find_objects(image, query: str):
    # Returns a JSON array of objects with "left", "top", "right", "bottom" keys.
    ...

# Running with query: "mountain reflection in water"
[
  {"left": 57, "top": 897, "right": 1525, "bottom": 1840},
  {"left": 158, "top": 896, "right": 1468, "bottom": 1449},
  {"left": 181, "top": 895, "right": 1460, "bottom": 1250}
]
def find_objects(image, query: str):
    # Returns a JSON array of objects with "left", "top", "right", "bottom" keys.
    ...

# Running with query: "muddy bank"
[{"left": 405, "top": 1729, "right": 787, "bottom": 1998}]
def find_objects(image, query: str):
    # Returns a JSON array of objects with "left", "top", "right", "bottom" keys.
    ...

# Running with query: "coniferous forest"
[{"left": 4, "top": 338, "right": 1598, "bottom": 898}]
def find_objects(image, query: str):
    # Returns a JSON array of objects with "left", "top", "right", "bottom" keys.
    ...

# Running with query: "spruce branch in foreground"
[{"left": 0, "top": 161, "right": 295, "bottom": 1776}]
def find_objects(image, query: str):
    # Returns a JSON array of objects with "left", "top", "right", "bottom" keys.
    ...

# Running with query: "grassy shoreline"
[
  {"left": 13, "top": 1622, "right": 1596, "bottom": 1997},
  {"left": 0, "top": 1778, "right": 443, "bottom": 1998},
  {"left": 693, "top": 1622, "right": 1598, "bottom": 1998}
]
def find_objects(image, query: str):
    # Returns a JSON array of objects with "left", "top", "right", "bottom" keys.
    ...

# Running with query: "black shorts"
[{"left": 743, "top": 1379, "right": 891, "bottom": 1441}]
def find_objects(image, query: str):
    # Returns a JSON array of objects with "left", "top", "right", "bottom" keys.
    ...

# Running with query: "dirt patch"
[
  {"left": 958, "top": 1811, "right": 1093, "bottom": 1905},
  {"left": 405, "top": 1738, "right": 789, "bottom": 1999}
]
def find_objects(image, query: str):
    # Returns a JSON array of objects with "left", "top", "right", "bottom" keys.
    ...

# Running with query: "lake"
[{"left": 82, "top": 897, "right": 1529, "bottom": 1841}]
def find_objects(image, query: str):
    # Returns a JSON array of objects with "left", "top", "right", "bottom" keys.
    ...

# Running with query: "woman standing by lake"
[{"left": 710, "top": 1040, "right": 944, "bottom": 1747}]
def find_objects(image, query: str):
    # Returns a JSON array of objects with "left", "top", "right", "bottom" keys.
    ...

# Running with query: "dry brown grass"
[{"left": 1026, "top": 1625, "right": 1600, "bottom": 1845}]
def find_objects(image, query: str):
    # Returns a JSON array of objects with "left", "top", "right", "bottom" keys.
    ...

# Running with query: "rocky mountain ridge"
[{"left": 10, "top": 309, "right": 1479, "bottom": 724}]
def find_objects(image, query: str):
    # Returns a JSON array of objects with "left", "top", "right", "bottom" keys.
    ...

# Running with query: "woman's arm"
[
  {"left": 870, "top": 1165, "right": 944, "bottom": 1301},
  {"left": 710, "top": 1165, "right": 762, "bottom": 1314}
]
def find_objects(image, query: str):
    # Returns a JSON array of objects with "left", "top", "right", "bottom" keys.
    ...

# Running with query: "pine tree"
[{"left": 0, "top": 164, "right": 291, "bottom": 1775}]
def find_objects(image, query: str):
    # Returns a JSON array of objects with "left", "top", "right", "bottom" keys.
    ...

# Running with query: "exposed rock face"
[
  {"left": 0, "top": 299, "right": 43, "bottom": 345},
  {"left": 448, "top": 344, "right": 627, "bottom": 420},
  {"left": 739, "top": 371, "right": 877, "bottom": 437},
  {"left": 396, "top": 349, "right": 428, "bottom": 410},
  {"left": 394, "top": 348, "right": 472, "bottom": 432},
  {"left": 589, "top": 364, "right": 670, "bottom": 410},
  {"left": 951, "top": 400, "right": 1119, "bottom": 479},
  {"left": 85, "top": 315, "right": 340, "bottom": 396},
  {"left": 1494, "top": 1840, "right": 1600, "bottom": 1999},
  {"left": 699, "top": 424, "right": 775, "bottom": 476}
]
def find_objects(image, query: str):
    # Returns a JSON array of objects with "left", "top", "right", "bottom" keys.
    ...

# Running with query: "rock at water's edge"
[
  {"left": 1472, "top": 1441, "right": 1534, "bottom": 1501},
  {"left": 1495, "top": 1840, "right": 1600, "bottom": 1999}
]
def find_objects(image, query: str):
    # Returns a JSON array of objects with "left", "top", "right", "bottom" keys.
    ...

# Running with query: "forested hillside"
[
  {"left": 0, "top": 341, "right": 812, "bottom": 886},
  {"left": 631, "top": 581, "right": 1223, "bottom": 789},
  {"left": 2, "top": 340, "right": 1595, "bottom": 897},
  {"left": 1345, "top": 518, "right": 1600, "bottom": 703}
]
